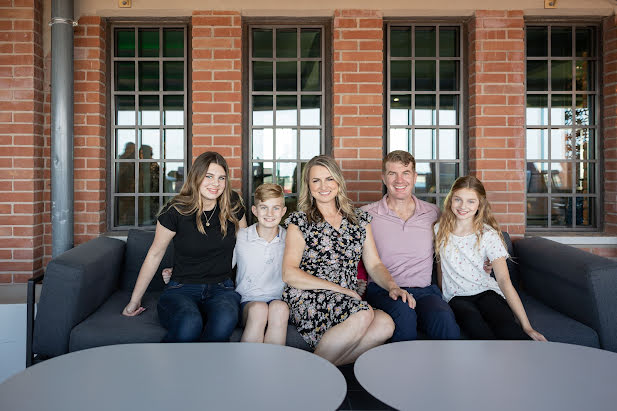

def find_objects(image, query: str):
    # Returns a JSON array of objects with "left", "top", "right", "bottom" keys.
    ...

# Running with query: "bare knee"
[
  {"left": 246, "top": 302, "right": 268, "bottom": 326},
  {"left": 348, "top": 308, "right": 375, "bottom": 334},
  {"left": 372, "top": 310, "right": 395, "bottom": 340},
  {"left": 267, "top": 300, "right": 289, "bottom": 324}
]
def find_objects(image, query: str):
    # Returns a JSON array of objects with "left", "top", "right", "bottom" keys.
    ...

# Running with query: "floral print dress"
[{"left": 283, "top": 209, "right": 372, "bottom": 348}]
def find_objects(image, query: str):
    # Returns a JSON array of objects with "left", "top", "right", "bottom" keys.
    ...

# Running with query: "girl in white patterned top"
[{"left": 434, "top": 176, "right": 546, "bottom": 341}]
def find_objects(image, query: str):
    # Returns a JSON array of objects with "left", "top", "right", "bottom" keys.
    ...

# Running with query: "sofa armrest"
[
  {"left": 32, "top": 237, "right": 126, "bottom": 358},
  {"left": 514, "top": 237, "right": 617, "bottom": 352}
]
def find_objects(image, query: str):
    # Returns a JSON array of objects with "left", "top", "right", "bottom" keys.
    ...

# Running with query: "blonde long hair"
[
  {"left": 434, "top": 175, "right": 505, "bottom": 260},
  {"left": 297, "top": 155, "right": 358, "bottom": 225},
  {"left": 161, "top": 151, "right": 243, "bottom": 236}
]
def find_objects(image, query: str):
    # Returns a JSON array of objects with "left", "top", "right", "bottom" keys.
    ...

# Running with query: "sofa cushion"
[
  {"left": 520, "top": 292, "right": 600, "bottom": 348},
  {"left": 120, "top": 229, "right": 174, "bottom": 292}
]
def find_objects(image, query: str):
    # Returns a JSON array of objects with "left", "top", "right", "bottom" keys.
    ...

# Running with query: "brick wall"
[
  {"left": 468, "top": 10, "right": 526, "bottom": 238},
  {"left": 0, "top": 0, "right": 44, "bottom": 283},
  {"left": 191, "top": 11, "right": 242, "bottom": 189},
  {"left": 604, "top": 16, "right": 617, "bottom": 234},
  {"left": 332, "top": 9, "right": 384, "bottom": 205}
]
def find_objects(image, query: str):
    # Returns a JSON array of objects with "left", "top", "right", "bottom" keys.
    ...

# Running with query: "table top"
[
  {"left": 355, "top": 340, "right": 617, "bottom": 411},
  {"left": 0, "top": 343, "right": 346, "bottom": 411}
]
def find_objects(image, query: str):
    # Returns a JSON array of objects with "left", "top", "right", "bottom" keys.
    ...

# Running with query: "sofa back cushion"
[{"left": 120, "top": 229, "right": 174, "bottom": 292}]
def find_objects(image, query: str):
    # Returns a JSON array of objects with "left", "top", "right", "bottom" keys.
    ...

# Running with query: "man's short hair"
[
  {"left": 254, "top": 183, "right": 285, "bottom": 204},
  {"left": 382, "top": 150, "right": 416, "bottom": 173}
]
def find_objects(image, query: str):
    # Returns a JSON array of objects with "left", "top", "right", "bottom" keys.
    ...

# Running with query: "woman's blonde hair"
[
  {"left": 161, "top": 151, "right": 243, "bottom": 237},
  {"left": 434, "top": 175, "right": 505, "bottom": 260},
  {"left": 297, "top": 155, "right": 358, "bottom": 225}
]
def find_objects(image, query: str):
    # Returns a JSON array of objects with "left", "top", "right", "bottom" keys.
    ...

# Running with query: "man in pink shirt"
[{"left": 361, "top": 151, "right": 460, "bottom": 341}]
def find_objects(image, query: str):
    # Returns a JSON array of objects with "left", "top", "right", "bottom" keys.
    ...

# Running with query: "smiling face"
[
  {"left": 308, "top": 165, "right": 339, "bottom": 205},
  {"left": 252, "top": 197, "right": 286, "bottom": 229},
  {"left": 451, "top": 188, "right": 480, "bottom": 222},
  {"left": 383, "top": 160, "right": 417, "bottom": 201},
  {"left": 199, "top": 163, "right": 227, "bottom": 204}
]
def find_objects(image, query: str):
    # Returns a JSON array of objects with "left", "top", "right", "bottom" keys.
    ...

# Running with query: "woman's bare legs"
[
  {"left": 335, "top": 310, "right": 394, "bottom": 365},
  {"left": 313, "top": 309, "right": 375, "bottom": 365}
]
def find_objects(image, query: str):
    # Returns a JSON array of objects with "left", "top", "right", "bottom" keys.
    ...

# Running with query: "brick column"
[
  {"left": 603, "top": 16, "right": 617, "bottom": 234},
  {"left": 468, "top": 10, "right": 526, "bottom": 237},
  {"left": 191, "top": 11, "right": 242, "bottom": 189},
  {"left": 0, "top": 0, "right": 44, "bottom": 283},
  {"left": 333, "top": 9, "right": 384, "bottom": 205}
]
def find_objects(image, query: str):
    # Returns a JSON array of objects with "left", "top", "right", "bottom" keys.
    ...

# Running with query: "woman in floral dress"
[{"left": 282, "top": 155, "right": 415, "bottom": 365}]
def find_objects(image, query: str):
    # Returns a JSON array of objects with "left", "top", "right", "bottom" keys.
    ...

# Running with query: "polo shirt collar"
[
  {"left": 248, "top": 223, "right": 282, "bottom": 243},
  {"left": 378, "top": 194, "right": 432, "bottom": 219}
]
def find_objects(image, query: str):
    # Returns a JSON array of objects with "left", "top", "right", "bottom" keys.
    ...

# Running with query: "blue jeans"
[
  {"left": 366, "top": 283, "right": 460, "bottom": 342},
  {"left": 157, "top": 278, "right": 241, "bottom": 343}
]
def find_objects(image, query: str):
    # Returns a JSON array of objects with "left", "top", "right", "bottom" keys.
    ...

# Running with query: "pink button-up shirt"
[{"left": 361, "top": 195, "right": 439, "bottom": 288}]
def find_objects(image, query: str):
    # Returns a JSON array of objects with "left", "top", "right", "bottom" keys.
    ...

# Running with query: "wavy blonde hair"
[
  {"left": 297, "top": 155, "right": 358, "bottom": 225},
  {"left": 434, "top": 175, "right": 506, "bottom": 260},
  {"left": 161, "top": 151, "right": 243, "bottom": 237}
]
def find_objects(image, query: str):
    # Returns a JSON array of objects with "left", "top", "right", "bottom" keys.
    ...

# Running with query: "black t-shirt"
[{"left": 158, "top": 196, "right": 245, "bottom": 284}]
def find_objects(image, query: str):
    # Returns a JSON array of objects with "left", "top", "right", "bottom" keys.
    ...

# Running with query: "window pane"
[
  {"left": 415, "top": 129, "right": 436, "bottom": 159},
  {"left": 276, "top": 128, "right": 297, "bottom": 159},
  {"left": 551, "top": 95, "right": 573, "bottom": 126},
  {"left": 163, "top": 29, "right": 183, "bottom": 57},
  {"left": 277, "top": 162, "right": 298, "bottom": 193},
  {"left": 163, "top": 96, "right": 183, "bottom": 125},
  {"left": 526, "top": 61, "right": 548, "bottom": 91},
  {"left": 551, "top": 61, "right": 572, "bottom": 91},
  {"left": 576, "top": 27, "right": 594, "bottom": 57},
  {"left": 439, "top": 130, "right": 458, "bottom": 160},
  {"left": 300, "top": 130, "right": 320, "bottom": 159},
  {"left": 551, "top": 162, "right": 573, "bottom": 193},
  {"left": 415, "top": 163, "right": 435, "bottom": 194},
  {"left": 439, "top": 27, "right": 459, "bottom": 57},
  {"left": 164, "top": 162, "right": 184, "bottom": 193},
  {"left": 115, "top": 29, "right": 135, "bottom": 57},
  {"left": 253, "top": 162, "right": 274, "bottom": 188},
  {"left": 439, "top": 95, "right": 458, "bottom": 125},
  {"left": 526, "top": 27, "right": 548, "bottom": 57},
  {"left": 527, "top": 162, "right": 549, "bottom": 193},
  {"left": 276, "top": 61, "right": 297, "bottom": 91},
  {"left": 526, "top": 129, "right": 548, "bottom": 160},
  {"left": 415, "top": 27, "right": 436, "bottom": 57},
  {"left": 116, "top": 163, "right": 135, "bottom": 193},
  {"left": 415, "top": 60, "right": 436, "bottom": 91},
  {"left": 301, "top": 29, "right": 321, "bottom": 58},
  {"left": 276, "top": 95, "right": 297, "bottom": 126},
  {"left": 415, "top": 95, "right": 436, "bottom": 126},
  {"left": 138, "top": 196, "right": 159, "bottom": 226},
  {"left": 551, "top": 197, "right": 573, "bottom": 227},
  {"left": 163, "top": 62, "right": 183, "bottom": 91},
  {"left": 390, "top": 27, "right": 411, "bottom": 57},
  {"left": 439, "top": 163, "right": 459, "bottom": 193},
  {"left": 253, "top": 61, "right": 273, "bottom": 91},
  {"left": 576, "top": 60, "right": 594, "bottom": 91},
  {"left": 527, "top": 197, "right": 548, "bottom": 227},
  {"left": 139, "top": 129, "right": 160, "bottom": 159},
  {"left": 577, "top": 162, "right": 594, "bottom": 193},
  {"left": 575, "top": 129, "right": 594, "bottom": 160},
  {"left": 253, "top": 95, "right": 273, "bottom": 126},
  {"left": 276, "top": 29, "right": 296, "bottom": 58},
  {"left": 576, "top": 197, "right": 594, "bottom": 226},
  {"left": 439, "top": 61, "right": 458, "bottom": 91},
  {"left": 252, "top": 128, "right": 274, "bottom": 160},
  {"left": 139, "top": 95, "right": 160, "bottom": 126},
  {"left": 300, "top": 95, "right": 320, "bottom": 126},
  {"left": 550, "top": 129, "right": 573, "bottom": 160},
  {"left": 526, "top": 95, "right": 548, "bottom": 126},
  {"left": 116, "top": 129, "right": 135, "bottom": 159},
  {"left": 139, "top": 61, "right": 159, "bottom": 91},
  {"left": 253, "top": 29, "right": 272, "bottom": 58},
  {"left": 139, "top": 29, "right": 159, "bottom": 57},
  {"left": 116, "top": 95, "right": 135, "bottom": 126},
  {"left": 164, "top": 129, "right": 184, "bottom": 159},
  {"left": 390, "top": 95, "right": 412, "bottom": 126},
  {"left": 115, "top": 62, "right": 135, "bottom": 91},
  {"left": 391, "top": 61, "right": 411, "bottom": 91},
  {"left": 551, "top": 27, "right": 572, "bottom": 57},
  {"left": 115, "top": 197, "right": 135, "bottom": 226},
  {"left": 139, "top": 162, "right": 160, "bottom": 193},
  {"left": 390, "top": 129, "right": 411, "bottom": 152},
  {"left": 300, "top": 61, "right": 320, "bottom": 91},
  {"left": 575, "top": 94, "right": 593, "bottom": 125}
]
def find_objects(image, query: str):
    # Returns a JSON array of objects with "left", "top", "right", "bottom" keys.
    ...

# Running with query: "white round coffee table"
[
  {"left": 355, "top": 340, "right": 617, "bottom": 411},
  {"left": 0, "top": 343, "right": 346, "bottom": 411}
]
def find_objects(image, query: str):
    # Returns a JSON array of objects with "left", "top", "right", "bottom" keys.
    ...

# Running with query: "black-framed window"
[
  {"left": 525, "top": 25, "right": 599, "bottom": 230},
  {"left": 110, "top": 25, "right": 188, "bottom": 229},
  {"left": 386, "top": 23, "right": 464, "bottom": 207},
  {"left": 244, "top": 22, "right": 331, "bottom": 218}
]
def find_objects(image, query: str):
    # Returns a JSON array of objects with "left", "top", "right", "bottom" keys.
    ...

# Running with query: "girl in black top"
[{"left": 123, "top": 152, "right": 247, "bottom": 342}]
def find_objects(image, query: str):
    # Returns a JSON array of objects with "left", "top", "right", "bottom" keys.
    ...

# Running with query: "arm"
[
  {"left": 238, "top": 214, "right": 248, "bottom": 229},
  {"left": 493, "top": 257, "right": 547, "bottom": 341},
  {"left": 362, "top": 224, "right": 415, "bottom": 308},
  {"left": 436, "top": 262, "right": 443, "bottom": 291},
  {"left": 122, "top": 222, "right": 176, "bottom": 316},
  {"left": 282, "top": 224, "right": 361, "bottom": 299}
]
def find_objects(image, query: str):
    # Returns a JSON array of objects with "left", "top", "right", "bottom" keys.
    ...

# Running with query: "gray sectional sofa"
[{"left": 27, "top": 229, "right": 617, "bottom": 365}]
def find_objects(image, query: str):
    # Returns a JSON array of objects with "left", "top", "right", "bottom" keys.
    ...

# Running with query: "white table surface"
[
  {"left": 0, "top": 343, "right": 347, "bottom": 411},
  {"left": 355, "top": 340, "right": 617, "bottom": 411}
]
